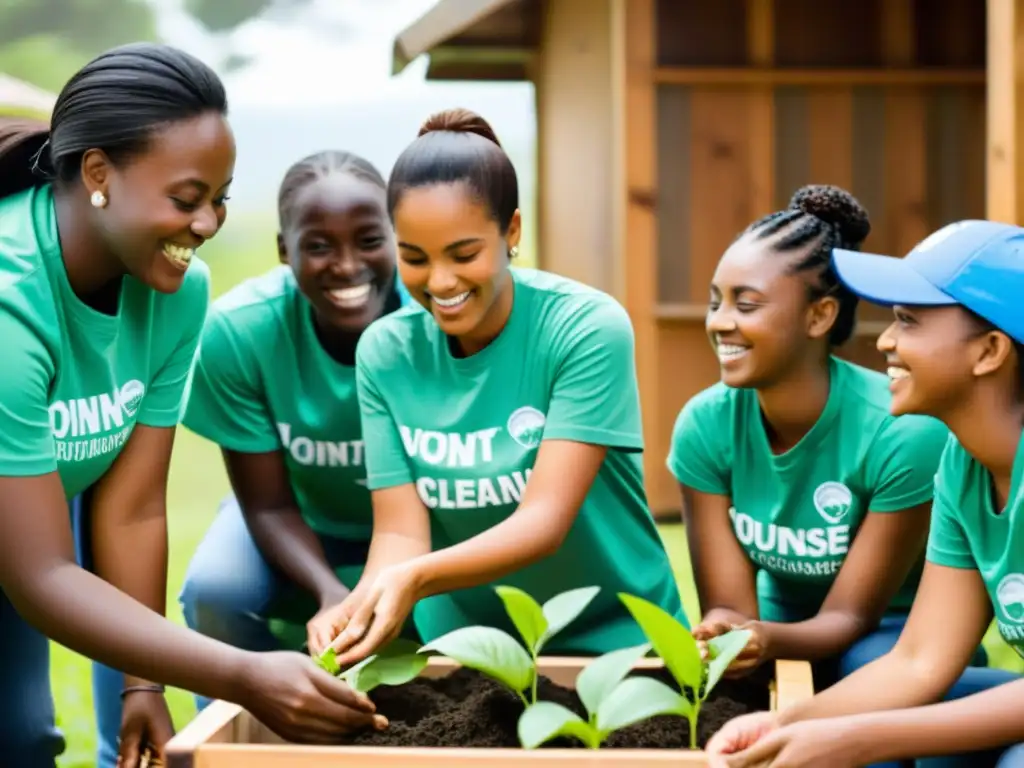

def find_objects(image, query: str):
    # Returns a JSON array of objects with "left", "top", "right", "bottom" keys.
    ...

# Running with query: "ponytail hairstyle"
[
  {"left": 386, "top": 107, "right": 519, "bottom": 237},
  {"left": 743, "top": 184, "right": 871, "bottom": 346},
  {"left": 0, "top": 42, "right": 226, "bottom": 200}
]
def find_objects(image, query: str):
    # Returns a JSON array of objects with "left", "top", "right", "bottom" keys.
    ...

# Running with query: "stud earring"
[
  {"left": 90, "top": 190, "right": 107, "bottom": 209},
  {"left": 510, "top": 246, "right": 519, "bottom": 259}
]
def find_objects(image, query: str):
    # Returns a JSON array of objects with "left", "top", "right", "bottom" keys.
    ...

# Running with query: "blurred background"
[{"left": 2, "top": 1, "right": 1019, "bottom": 766}]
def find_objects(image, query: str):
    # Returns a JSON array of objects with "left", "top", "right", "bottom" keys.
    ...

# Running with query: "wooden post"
[{"left": 987, "top": 0, "right": 1024, "bottom": 224}]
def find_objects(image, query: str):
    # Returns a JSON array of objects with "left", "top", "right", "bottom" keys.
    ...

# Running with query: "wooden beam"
[
  {"left": 987, "top": 0, "right": 1024, "bottom": 224},
  {"left": 653, "top": 67, "right": 985, "bottom": 86},
  {"left": 614, "top": 0, "right": 660, "bottom": 509}
]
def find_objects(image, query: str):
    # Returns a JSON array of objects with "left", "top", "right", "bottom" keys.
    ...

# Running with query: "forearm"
[
  {"left": 412, "top": 508, "right": 559, "bottom": 598},
  {"left": 246, "top": 508, "right": 344, "bottom": 604},
  {"left": 7, "top": 559, "right": 251, "bottom": 702},
  {"left": 779, "top": 648, "right": 949, "bottom": 725},
  {"left": 849, "top": 677, "right": 1024, "bottom": 763},
  {"left": 92, "top": 513, "right": 168, "bottom": 687},
  {"left": 760, "top": 609, "right": 867, "bottom": 662}
]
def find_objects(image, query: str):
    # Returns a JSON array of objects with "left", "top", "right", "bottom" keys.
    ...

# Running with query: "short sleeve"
[
  {"left": 925, "top": 486, "right": 976, "bottom": 569},
  {"left": 864, "top": 414, "right": 949, "bottom": 513},
  {"left": 0, "top": 311, "right": 57, "bottom": 476},
  {"left": 666, "top": 393, "right": 731, "bottom": 496},
  {"left": 138, "top": 262, "right": 211, "bottom": 428},
  {"left": 541, "top": 297, "right": 643, "bottom": 451},
  {"left": 356, "top": 327, "right": 414, "bottom": 490},
  {"left": 181, "top": 311, "right": 279, "bottom": 453}
]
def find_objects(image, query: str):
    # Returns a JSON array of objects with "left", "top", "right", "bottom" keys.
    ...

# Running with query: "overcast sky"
[{"left": 154, "top": 0, "right": 455, "bottom": 107}]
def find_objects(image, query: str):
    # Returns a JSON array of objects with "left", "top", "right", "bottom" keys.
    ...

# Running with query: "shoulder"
[
  {"left": 204, "top": 265, "right": 295, "bottom": 335},
  {"left": 355, "top": 301, "right": 430, "bottom": 370},
  {"left": 835, "top": 358, "right": 946, "bottom": 441},
  {"left": 935, "top": 433, "right": 973, "bottom": 490},
  {"left": 674, "top": 382, "right": 742, "bottom": 437},
  {"left": 518, "top": 268, "right": 632, "bottom": 331},
  {"left": 0, "top": 186, "right": 54, "bottom": 295}
]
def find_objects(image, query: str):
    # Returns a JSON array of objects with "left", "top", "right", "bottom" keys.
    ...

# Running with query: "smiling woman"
[
  {"left": 666, "top": 185, "right": 962, "bottom": 725},
  {"left": 311, "top": 107, "right": 686, "bottom": 671},
  {"left": 0, "top": 45, "right": 383, "bottom": 768}
]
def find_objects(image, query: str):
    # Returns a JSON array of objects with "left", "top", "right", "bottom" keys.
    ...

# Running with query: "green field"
[{"left": 48, "top": 214, "right": 1023, "bottom": 767}]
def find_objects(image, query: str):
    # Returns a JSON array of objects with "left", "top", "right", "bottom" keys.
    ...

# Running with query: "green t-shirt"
[
  {"left": 926, "top": 432, "right": 1024, "bottom": 658},
  {"left": 0, "top": 185, "right": 210, "bottom": 499},
  {"left": 183, "top": 266, "right": 405, "bottom": 540},
  {"left": 355, "top": 267, "right": 685, "bottom": 654},
  {"left": 668, "top": 357, "right": 949, "bottom": 620}
]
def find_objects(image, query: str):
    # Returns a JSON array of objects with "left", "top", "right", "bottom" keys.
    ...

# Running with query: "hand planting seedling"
[
  {"left": 316, "top": 637, "right": 428, "bottom": 693},
  {"left": 418, "top": 584, "right": 600, "bottom": 705},
  {"left": 619, "top": 593, "right": 752, "bottom": 748},
  {"left": 517, "top": 641, "right": 691, "bottom": 749}
]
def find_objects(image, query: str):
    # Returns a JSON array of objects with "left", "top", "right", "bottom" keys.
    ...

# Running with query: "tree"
[{"left": 0, "top": 0, "right": 315, "bottom": 93}]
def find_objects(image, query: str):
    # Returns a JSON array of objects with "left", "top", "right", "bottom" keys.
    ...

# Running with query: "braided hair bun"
[{"left": 789, "top": 184, "right": 871, "bottom": 249}]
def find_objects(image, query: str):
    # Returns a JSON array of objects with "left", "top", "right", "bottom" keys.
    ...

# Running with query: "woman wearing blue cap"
[{"left": 707, "top": 219, "right": 1024, "bottom": 768}]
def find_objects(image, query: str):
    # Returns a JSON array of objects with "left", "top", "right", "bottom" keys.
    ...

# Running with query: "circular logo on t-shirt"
[
  {"left": 120, "top": 380, "right": 146, "bottom": 418},
  {"left": 507, "top": 406, "right": 546, "bottom": 450},
  {"left": 997, "top": 573, "right": 1024, "bottom": 624},
  {"left": 812, "top": 481, "right": 853, "bottom": 524}
]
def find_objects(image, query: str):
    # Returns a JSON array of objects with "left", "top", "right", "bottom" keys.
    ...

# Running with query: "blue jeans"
[
  {"left": 0, "top": 492, "right": 124, "bottom": 768},
  {"left": 178, "top": 496, "right": 380, "bottom": 710},
  {"left": 828, "top": 613, "right": 1021, "bottom": 768}
]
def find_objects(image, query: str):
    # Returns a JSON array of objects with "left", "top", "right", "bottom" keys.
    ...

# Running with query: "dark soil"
[{"left": 344, "top": 665, "right": 771, "bottom": 750}]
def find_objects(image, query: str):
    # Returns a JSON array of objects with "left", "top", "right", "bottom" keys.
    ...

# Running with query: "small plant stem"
[
  {"left": 516, "top": 689, "right": 529, "bottom": 707},
  {"left": 688, "top": 711, "right": 699, "bottom": 750},
  {"left": 530, "top": 662, "right": 539, "bottom": 705}
]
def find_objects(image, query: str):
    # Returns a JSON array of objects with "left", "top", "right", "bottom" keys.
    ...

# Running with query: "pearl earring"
[
  {"left": 510, "top": 246, "right": 519, "bottom": 259},
  {"left": 90, "top": 190, "right": 107, "bottom": 209}
]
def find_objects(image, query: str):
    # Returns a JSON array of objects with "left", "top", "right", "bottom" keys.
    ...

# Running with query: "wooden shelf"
[
  {"left": 654, "top": 304, "right": 892, "bottom": 338},
  {"left": 652, "top": 67, "right": 985, "bottom": 86}
]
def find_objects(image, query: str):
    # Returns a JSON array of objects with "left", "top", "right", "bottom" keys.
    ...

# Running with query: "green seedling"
[
  {"left": 619, "top": 593, "right": 752, "bottom": 748},
  {"left": 518, "top": 641, "right": 690, "bottom": 749},
  {"left": 316, "top": 637, "right": 428, "bottom": 693},
  {"left": 419, "top": 584, "right": 600, "bottom": 705}
]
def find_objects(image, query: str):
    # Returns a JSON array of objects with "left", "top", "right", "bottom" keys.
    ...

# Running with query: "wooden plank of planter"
[{"left": 166, "top": 656, "right": 816, "bottom": 768}]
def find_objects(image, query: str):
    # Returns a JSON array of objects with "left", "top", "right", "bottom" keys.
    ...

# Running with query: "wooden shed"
[{"left": 392, "top": 0, "right": 1022, "bottom": 517}]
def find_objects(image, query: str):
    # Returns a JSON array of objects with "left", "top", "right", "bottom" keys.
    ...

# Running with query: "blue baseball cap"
[{"left": 831, "top": 220, "right": 1024, "bottom": 344}]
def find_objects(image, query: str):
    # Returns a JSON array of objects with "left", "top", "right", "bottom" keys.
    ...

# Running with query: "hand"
[
  {"left": 329, "top": 563, "right": 421, "bottom": 666},
  {"left": 117, "top": 688, "right": 175, "bottom": 767},
  {"left": 694, "top": 618, "right": 770, "bottom": 677},
  {"left": 711, "top": 717, "right": 867, "bottom": 768},
  {"left": 706, "top": 712, "right": 779, "bottom": 766},
  {"left": 236, "top": 651, "right": 387, "bottom": 743},
  {"left": 307, "top": 585, "right": 352, "bottom": 658}
]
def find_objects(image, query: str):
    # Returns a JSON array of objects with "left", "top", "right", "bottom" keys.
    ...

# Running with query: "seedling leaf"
[
  {"left": 315, "top": 646, "right": 340, "bottom": 676},
  {"left": 540, "top": 586, "right": 601, "bottom": 649},
  {"left": 496, "top": 585, "right": 548, "bottom": 653},
  {"left": 420, "top": 626, "right": 534, "bottom": 695},
  {"left": 518, "top": 701, "right": 597, "bottom": 749},
  {"left": 704, "top": 628, "right": 753, "bottom": 697},
  {"left": 596, "top": 676, "right": 692, "bottom": 734},
  {"left": 619, "top": 593, "right": 703, "bottom": 690},
  {"left": 575, "top": 642, "right": 651, "bottom": 718},
  {"left": 337, "top": 638, "right": 428, "bottom": 693}
]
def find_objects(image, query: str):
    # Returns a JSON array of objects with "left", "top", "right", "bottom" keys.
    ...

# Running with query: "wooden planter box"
[{"left": 167, "top": 656, "right": 814, "bottom": 768}]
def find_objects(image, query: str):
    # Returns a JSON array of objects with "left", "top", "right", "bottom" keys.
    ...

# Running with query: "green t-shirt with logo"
[
  {"left": 0, "top": 185, "right": 210, "bottom": 499},
  {"left": 926, "top": 432, "right": 1024, "bottom": 658},
  {"left": 668, "top": 357, "right": 949, "bottom": 621},
  {"left": 183, "top": 266, "right": 408, "bottom": 541},
  {"left": 355, "top": 267, "right": 685, "bottom": 654}
]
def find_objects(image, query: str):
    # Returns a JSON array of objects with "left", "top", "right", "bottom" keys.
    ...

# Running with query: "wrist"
[
  {"left": 406, "top": 558, "right": 431, "bottom": 600},
  {"left": 220, "top": 649, "right": 259, "bottom": 704},
  {"left": 752, "top": 619, "right": 777, "bottom": 661}
]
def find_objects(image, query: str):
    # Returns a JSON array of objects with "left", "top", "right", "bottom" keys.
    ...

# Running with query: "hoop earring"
[{"left": 90, "top": 190, "right": 108, "bottom": 209}]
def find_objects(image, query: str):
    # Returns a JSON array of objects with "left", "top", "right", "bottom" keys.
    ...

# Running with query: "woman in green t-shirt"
[
  {"left": 0, "top": 45, "right": 381, "bottom": 768},
  {"left": 708, "top": 220, "right": 1024, "bottom": 768},
  {"left": 177, "top": 149, "right": 414, "bottom": 700},
  {"left": 313, "top": 107, "right": 685, "bottom": 665},
  {"left": 668, "top": 185, "right": 957, "bottom": 694}
]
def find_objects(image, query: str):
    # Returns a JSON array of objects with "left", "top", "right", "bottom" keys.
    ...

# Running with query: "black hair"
[
  {"left": 0, "top": 42, "right": 227, "bottom": 200},
  {"left": 386, "top": 107, "right": 519, "bottom": 235},
  {"left": 742, "top": 184, "right": 871, "bottom": 346},
  {"left": 277, "top": 150, "right": 386, "bottom": 230}
]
